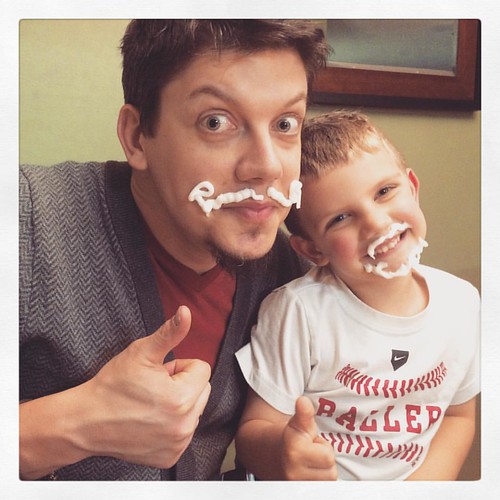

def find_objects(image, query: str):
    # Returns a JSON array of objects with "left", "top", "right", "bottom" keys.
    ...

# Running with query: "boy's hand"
[{"left": 281, "top": 396, "right": 338, "bottom": 480}]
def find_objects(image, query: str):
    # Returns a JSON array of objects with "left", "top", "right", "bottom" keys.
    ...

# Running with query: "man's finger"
[
  {"left": 194, "top": 380, "right": 212, "bottom": 418},
  {"left": 137, "top": 305, "right": 192, "bottom": 365}
]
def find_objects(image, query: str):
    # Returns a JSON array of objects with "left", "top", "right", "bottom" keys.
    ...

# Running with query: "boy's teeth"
[
  {"left": 367, "top": 222, "right": 411, "bottom": 259},
  {"left": 375, "top": 235, "right": 399, "bottom": 256}
]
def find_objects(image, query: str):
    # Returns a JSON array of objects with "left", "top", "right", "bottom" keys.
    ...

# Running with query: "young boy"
[{"left": 235, "top": 111, "right": 480, "bottom": 480}]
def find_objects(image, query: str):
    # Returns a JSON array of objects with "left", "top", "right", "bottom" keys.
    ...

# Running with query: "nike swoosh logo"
[{"left": 393, "top": 355, "right": 406, "bottom": 361}]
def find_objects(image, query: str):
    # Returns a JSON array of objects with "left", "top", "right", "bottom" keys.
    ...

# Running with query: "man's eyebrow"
[
  {"left": 284, "top": 91, "right": 308, "bottom": 108},
  {"left": 187, "top": 85, "right": 236, "bottom": 104},
  {"left": 187, "top": 85, "right": 308, "bottom": 109}
]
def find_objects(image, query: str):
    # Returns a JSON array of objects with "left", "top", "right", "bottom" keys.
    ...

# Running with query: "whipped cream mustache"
[
  {"left": 188, "top": 180, "right": 302, "bottom": 216},
  {"left": 363, "top": 222, "right": 428, "bottom": 279}
]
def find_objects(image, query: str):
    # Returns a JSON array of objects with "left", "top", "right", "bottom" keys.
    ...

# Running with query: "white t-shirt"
[{"left": 236, "top": 265, "right": 480, "bottom": 480}]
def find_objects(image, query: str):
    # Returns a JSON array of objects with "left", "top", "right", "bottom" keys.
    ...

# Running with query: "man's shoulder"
[
  {"left": 19, "top": 161, "right": 134, "bottom": 247},
  {"left": 20, "top": 161, "right": 104, "bottom": 196},
  {"left": 21, "top": 159, "right": 104, "bottom": 177},
  {"left": 20, "top": 160, "right": 131, "bottom": 209}
]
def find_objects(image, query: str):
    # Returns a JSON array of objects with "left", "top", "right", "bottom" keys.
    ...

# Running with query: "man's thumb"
[
  {"left": 287, "top": 396, "right": 318, "bottom": 440},
  {"left": 139, "top": 305, "right": 191, "bottom": 365}
]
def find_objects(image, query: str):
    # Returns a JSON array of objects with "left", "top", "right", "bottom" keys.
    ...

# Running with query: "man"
[{"left": 19, "top": 20, "right": 329, "bottom": 480}]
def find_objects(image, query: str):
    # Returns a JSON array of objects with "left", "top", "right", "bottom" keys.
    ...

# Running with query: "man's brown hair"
[{"left": 120, "top": 20, "right": 329, "bottom": 137}]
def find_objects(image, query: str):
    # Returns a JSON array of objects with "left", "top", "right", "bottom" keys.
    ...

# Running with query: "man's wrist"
[{"left": 19, "top": 384, "right": 92, "bottom": 479}]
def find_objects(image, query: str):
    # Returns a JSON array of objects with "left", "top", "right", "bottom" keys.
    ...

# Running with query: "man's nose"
[{"left": 236, "top": 130, "right": 284, "bottom": 183}]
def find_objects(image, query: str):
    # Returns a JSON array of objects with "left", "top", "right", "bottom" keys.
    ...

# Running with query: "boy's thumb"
[
  {"left": 287, "top": 396, "right": 318, "bottom": 440},
  {"left": 138, "top": 305, "right": 191, "bottom": 365}
]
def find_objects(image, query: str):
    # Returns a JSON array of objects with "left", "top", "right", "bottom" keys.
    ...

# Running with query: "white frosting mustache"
[
  {"left": 363, "top": 222, "right": 428, "bottom": 279},
  {"left": 188, "top": 180, "right": 302, "bottom": 216}
]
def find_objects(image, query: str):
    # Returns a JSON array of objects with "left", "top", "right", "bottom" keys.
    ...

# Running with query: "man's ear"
[
  {"left": 290, "top": 234, "right": 329, "bottom": 267},
  {"left": 406, "top": 168, "right": 420, "bottom": 200},
  {"left": 117, "top": 104, "right": 148, "bottom": 171}
]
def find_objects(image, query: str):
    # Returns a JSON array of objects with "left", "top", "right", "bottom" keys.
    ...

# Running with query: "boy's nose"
[{"left": 362, "top": 208, "right": 393, "bottom": 238}]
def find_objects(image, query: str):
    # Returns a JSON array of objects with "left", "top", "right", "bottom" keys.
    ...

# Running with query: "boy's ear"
[
  {"left": 406, "top": 168, "right": 420, "bottom": 200},
  {"left": 117, "top": 104, "right": 148, "bottom": 171},
  {"left": 290, "top": 235, "right": 329, "bottom": 267}
]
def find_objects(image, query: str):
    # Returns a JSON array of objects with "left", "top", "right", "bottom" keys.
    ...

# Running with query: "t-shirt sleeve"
[{"left": 236, "top": 286, "right": 312, "bottom": 415}]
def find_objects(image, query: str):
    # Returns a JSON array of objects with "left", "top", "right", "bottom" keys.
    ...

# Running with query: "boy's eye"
[
  {"left": 377, "top": 185, "right": 395, "bottom": 198},
  {"left": 276, "top": 116, "right": 300, "bottom": 134},
  {"left": 326, "top": 213, "right": 349, "bottom": 230}
]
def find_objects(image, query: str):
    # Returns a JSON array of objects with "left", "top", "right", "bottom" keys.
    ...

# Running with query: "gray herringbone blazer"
[{"left": 19, "top": 161, "right": 308, "bottom": 480}]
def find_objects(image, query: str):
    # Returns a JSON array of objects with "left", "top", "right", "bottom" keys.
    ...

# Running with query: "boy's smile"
[{"left": 366, "top": 222, "right": 410, "bottom": 259}]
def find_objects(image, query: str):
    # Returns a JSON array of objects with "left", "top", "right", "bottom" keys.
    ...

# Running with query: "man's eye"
[
  {"left": 276, "top": 116, "right": 300, "bottom": 134},
  {"left": 202, "top": 114, "right": 233, "bottom": 132}
]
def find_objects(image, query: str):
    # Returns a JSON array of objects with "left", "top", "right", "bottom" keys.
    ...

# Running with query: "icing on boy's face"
[
  {"left": 290, "top": 145, "right": 427, "bottom": 287},
  {"left": 363, "top": 222, "right": 428, "bottom": 279},
  {"left": 188, "top": 180, "right": 302, "bottom": 216}
]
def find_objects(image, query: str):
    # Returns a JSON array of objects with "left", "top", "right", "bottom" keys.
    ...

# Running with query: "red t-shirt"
[{"left": 142, "top": 223, "right": 236, "bottom": 369}]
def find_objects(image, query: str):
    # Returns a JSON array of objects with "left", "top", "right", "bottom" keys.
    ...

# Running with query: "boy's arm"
[
  {"left": 235, "top": 389, "right": 337, "bottom": 480},
  {"left": 406, "top": 396, "right": 477, "bottom": 480}
]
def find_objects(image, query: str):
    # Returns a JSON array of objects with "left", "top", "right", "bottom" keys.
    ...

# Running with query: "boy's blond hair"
[{"left": 285, "top": 110, "right": 406, "bottom": 238}]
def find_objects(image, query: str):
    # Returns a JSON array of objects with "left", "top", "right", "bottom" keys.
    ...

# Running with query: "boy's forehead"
[{"left": 302, "top": 140, "right": 401, "bottom": 180}]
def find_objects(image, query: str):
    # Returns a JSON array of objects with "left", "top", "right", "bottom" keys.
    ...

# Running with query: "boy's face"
[
  {"left": 133, "top": 48, "right": 308, "bottom": 272},
  {"left": 293, "top": 146, "right": 427, "bottom": 287}
]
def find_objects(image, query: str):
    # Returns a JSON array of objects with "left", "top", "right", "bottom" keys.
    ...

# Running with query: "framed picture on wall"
[{"left": 312, "top": 19, "right": 480, "bottom": 110}]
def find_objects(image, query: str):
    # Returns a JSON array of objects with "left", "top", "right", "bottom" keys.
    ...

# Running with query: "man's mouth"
[{"left": 223, "top": 201, "right": 277, "bottom": 223}]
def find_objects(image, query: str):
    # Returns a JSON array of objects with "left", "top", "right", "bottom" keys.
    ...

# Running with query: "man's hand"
[
  {"left": 20, "top": 305, "right": 212, "bottom": 478},
  {"left": 280, "top": 397, "right": 337, "bottom": 480},
  {"left": 82, "top": 305, "right": 212, "bottom": 467}
]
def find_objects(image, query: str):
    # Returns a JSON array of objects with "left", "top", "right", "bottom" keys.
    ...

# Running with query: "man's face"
[{"left": 134, "top": 49, "right": 308, "bottom": 272}]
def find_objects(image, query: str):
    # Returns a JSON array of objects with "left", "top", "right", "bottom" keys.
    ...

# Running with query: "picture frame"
[{"left": 311, "top": 19, "right": 480, "bottom": 110}]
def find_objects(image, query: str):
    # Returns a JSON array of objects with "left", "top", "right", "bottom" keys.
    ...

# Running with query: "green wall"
[{"left": 19, "top": 19, "right": 129, "bottom": 166}]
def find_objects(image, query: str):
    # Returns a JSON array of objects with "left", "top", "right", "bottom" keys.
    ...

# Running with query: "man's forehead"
[
  {"left": 169, "top": 48, "right": 308, "bottom": 106},
  {"left": 179, "top": 47, "right": 306, "bottom": 81}
]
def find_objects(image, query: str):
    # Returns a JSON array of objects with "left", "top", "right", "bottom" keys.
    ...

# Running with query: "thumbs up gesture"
[
  {"left": 281, "top": 397, "right": 338, "bottom": 480},
  {"left": 77, "top": 305, "right": 212, "bottom": 469}
]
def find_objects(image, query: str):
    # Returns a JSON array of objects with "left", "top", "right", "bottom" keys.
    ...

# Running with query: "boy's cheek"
[{"left": 330, "top": 236, "right": 358, "bottom": 262}]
